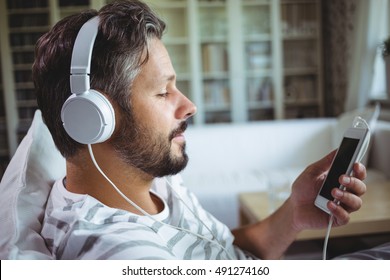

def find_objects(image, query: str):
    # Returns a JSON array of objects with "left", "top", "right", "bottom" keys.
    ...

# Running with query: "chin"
[{"left": 172, "top": 142, "right": 186, "bottom": 156}]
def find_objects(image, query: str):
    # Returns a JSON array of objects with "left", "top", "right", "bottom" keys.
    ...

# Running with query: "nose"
[{"left": 176, "top": 90, "right": 197, "bottom": 121}]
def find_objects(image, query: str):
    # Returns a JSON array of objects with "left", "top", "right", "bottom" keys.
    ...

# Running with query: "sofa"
[
  {"left": 1, "top": 107, "right": 389, "bottom": 259},
  {"left": 181, "top": 106, "right": 390, "bottom": 229}
]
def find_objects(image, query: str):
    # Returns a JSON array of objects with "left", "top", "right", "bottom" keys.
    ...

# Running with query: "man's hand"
[
  {"left": 289, "top": 150, "right": 367, "bottom": 231},
  {"left": 233, "top": 151, "right": 367, "bottom": 259}
]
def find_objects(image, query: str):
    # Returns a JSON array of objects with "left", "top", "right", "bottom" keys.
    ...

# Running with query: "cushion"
[
  {"left": 0, "top": 110, "right": 65, "bottom": 259},
  {"left": 332, "top": 104, "right": 380, "bottom": 166}
]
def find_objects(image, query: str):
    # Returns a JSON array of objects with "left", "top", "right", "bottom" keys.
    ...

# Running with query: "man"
[{"left": 32, "top": 0, "right": 367, "bottom": 260}]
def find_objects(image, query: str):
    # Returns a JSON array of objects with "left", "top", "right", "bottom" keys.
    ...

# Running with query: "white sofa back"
[
  {"left": 183, "top": 119, "right": 335, "bottom": 177},
  {"left": 181, "top": 117, "right": 390, "bottom": 229}
]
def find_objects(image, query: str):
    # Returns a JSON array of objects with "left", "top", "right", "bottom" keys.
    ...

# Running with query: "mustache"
[{"left": 169, "top": 121, "right": 188, "bottom": 141}]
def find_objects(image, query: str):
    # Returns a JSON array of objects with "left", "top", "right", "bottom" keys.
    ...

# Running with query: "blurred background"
[{"left": 0, "top": 0, "right": 389, "bottom": 177}]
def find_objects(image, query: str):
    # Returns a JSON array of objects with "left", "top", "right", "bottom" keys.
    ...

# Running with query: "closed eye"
[{"left": 157, "top": 91, "right": 169, "bottom": 98}]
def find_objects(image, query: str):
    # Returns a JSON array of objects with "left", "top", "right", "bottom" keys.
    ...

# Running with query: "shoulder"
[
  {"left": 42, "top": 179, "right": 177, "bottom": 259},
  {"left": 62, "top": 222, "right": 176, "bottom": 259}
]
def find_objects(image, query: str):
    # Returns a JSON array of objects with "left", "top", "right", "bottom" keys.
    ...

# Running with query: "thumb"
[{"left": 308, "top": 149, "right": 337, "bottom": 176}]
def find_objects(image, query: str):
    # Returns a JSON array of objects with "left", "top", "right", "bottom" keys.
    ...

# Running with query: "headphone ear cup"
[{"left": 61, "top": 89, "right": 115, "bottom": 144}]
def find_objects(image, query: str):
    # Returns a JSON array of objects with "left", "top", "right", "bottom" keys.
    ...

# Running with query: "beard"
[{"left": 110, "top": 109, "right": 189, "bottom": 178}]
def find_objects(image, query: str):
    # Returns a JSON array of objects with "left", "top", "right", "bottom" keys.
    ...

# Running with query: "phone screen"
[{"left": 319, "top": 137, "right": 360, "bottom": 200}]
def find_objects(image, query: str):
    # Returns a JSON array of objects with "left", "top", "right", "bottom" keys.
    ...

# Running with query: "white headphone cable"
[{"left": 87, "top": 144, "right": 235, "bottom": 259}]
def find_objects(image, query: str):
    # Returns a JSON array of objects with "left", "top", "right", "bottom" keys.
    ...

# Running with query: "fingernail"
[
  {"left": 334, "top": 188, "right": 343, "bottom": 199},
  {"left": 328, "top": 201, "right": 337, "bottom": 211},
  {"left": 341, "top": 176, "right": 351, "bottom": 185}
]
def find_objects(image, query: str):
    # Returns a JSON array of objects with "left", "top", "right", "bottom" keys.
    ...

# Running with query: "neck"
[{"left": 65, "top": 144, "right": 163, "bottom": 215}]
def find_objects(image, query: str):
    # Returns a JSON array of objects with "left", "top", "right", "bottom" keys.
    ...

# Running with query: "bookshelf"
[
  {"left": 147, "top": 0, "right": 323, "bottom": 123},
  {"left": 5, "top": 0, "right": 49, "bottom": 144},
  {"left": 0, "top": 0, "right": 18, "bottom": 178},
  {"left": 243, "top": 0, "right": 279, "bottom": 121},
  {"left": 0, "top": 0, "right": 324, "bottom": 171},
  {"left": 0, "top": 56, "right": 9, "bottom": 178},
  {"left": 0, "top": 0, "right": 97, "bottom": 177},
  {"left": 281, "top": 0, "right": 323, "bottom": 118}
]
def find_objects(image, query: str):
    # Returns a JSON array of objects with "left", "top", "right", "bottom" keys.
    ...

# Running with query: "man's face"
[{"left": 110, "top": 38, "right": 196, "bottom": 177}]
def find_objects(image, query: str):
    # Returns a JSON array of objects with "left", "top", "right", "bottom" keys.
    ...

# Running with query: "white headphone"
[{"left": 61, "top": 16, "right": 115, "bottom": 144}]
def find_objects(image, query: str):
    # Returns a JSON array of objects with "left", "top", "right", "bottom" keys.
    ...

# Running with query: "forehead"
[{"left": 134, "top": 38, "right": 174, "bottom": 90}]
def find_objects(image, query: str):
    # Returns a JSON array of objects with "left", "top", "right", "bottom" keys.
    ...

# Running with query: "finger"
[
  {"left": 308, "top": 150, "right": 337, "bottom": 176},
  {"left": 332, "top": 187, "right": 363, "bottom": 212},
  {"left": 352, "top": 162, "right": 367, "bottom": 181},
  {"left": 327, "top": 201, "right": 350, "bottom": 226},
  {"left": 339, "top": 175, "right": 367, "bottom": 197}
]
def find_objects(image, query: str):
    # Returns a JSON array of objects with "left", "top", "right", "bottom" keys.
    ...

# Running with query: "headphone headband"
[
  {"left": 62, "top": 15, "right": 116, "bottom": 144},
  {"left": 70, "top": 16, "right": 100, "bottom": 94}
]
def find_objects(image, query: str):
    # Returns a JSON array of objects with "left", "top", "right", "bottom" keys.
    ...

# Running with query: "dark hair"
[{"left": 32, "top": 0, "right": 166, "bottom": 158}]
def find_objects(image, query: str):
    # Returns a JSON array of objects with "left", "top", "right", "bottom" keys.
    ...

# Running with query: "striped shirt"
[{"left": 41, "top": 175, "right": 255, "bottom": 260}]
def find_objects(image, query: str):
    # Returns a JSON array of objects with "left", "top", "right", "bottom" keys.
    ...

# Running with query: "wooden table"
[{"left": 239, "top": 180, "right": 390, "bottom": 240}]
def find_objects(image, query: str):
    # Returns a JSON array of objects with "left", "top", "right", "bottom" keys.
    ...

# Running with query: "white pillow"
[
  {"left": 0, "top": 110, "right": 65, "bottom": 259},
  {"left": 332, "top": 104, "right": 380, "bottom": 166}
]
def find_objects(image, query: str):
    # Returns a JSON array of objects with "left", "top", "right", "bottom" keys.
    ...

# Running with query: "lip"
[
  {"left": 170, "top": 121, "right": 188, "bottom": 143},
  {"left": 172, "top": 133, "right": 185, "bottom": 142}
]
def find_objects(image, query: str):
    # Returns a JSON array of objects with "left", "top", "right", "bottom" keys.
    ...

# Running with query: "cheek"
[
  {"left": 131, "top": 97, "right": 155, "bottom": 120},
  {"left": 133, "top": 101, "right": 170, "bottom": 132}
]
